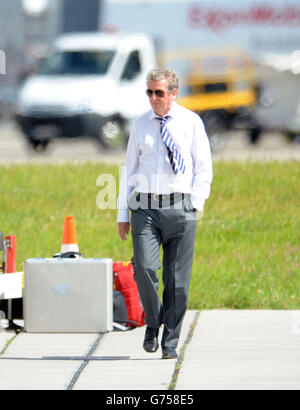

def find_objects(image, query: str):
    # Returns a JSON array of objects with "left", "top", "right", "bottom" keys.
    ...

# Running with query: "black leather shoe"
[
  {"left": 143, "top": 327, "right": 159, "bottom": 353},
  {"left": 162, "top": 348, "right": 178, "bottom": 360}
]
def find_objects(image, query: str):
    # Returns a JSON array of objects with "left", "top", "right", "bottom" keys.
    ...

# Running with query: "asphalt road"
[{"left": 0, "top": 120, "right": 300, "bottom": 164}]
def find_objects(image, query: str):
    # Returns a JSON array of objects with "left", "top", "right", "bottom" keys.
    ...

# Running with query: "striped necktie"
[{"left": 156, "top": 116, "right": 186, "bottom": 175}]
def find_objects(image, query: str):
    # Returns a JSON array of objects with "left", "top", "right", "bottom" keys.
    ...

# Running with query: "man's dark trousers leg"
[{"left": 131, "top": 200, "right": 197, "bottom": 350}]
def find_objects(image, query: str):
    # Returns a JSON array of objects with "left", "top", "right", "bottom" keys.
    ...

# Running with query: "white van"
[{"left": 14, "top": 32, "right": 156, "bottom": 150}]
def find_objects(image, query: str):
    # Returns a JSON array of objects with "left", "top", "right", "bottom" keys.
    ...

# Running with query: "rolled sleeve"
[
  {"left": 191, "top": 116, "right": 213, "bottom": 211},
  {"left": 117, "top": 124, "right": 139, "bottom": 223},
  {"left": 117, "top": 208, "right": 130, "bottom": 223}
]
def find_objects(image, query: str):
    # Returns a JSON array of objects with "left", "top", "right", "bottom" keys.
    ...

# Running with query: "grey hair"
[{"left": 146, "top": 68, "right": 179, "bottom": 92}]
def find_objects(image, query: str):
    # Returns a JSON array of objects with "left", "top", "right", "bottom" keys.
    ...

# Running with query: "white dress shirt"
[{"left": 117, "top": 102, "right": 213, "bottom": 223}]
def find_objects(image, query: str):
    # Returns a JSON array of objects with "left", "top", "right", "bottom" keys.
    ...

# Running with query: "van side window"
[{"left": 121, "top": 50, "right": 141, "bottom": 81}]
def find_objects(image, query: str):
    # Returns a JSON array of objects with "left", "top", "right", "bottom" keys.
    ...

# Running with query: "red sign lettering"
[{"left": 188, "top": 4, "right": 300, "bottom": 32}]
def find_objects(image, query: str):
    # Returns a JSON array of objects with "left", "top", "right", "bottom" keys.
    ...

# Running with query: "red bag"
[{"left": 113, "top": 262, "right": 145, "bottom": 328}]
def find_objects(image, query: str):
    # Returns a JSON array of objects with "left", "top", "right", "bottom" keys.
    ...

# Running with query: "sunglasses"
[{"left": 146, "top": 89, "right": 166, "bottom": 98}]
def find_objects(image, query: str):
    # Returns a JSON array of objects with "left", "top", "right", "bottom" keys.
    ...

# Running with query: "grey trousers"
[{"left": 130, "top": 193, "right": 197, "bottom": 349}]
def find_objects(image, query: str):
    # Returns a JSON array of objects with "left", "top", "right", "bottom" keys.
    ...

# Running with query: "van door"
[{"left": 118, "top": 50, "right": 150, "bottom": 120}]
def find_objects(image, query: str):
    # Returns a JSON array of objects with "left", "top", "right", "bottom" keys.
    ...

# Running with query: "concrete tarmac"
[
  {"left": 1, "top": 310, "right": 300, "bottom": 391},
  {"left": 1, "top": 120, "right": 300, "bottom": 164}
]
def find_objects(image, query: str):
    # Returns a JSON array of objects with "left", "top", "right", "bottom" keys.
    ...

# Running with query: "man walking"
[{"left": 117, "top": 68, "right": 213, "bottom": 359}]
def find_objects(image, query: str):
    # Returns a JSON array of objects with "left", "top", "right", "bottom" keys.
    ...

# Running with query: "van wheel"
[
  {"left": 25, "top": 125, "right": 57, "bottom": 152},
  {"left": 286, "top": 132, "right": 300, "bottom": 144},
  {"left": 248, "top": 126, "right": 262, "bottom": 144},
  {"left": 27, "top": 137, "right": 51, "bottom": 152},
  {"left": 98, "top": 117, "right": 128, "bottom": 149}
]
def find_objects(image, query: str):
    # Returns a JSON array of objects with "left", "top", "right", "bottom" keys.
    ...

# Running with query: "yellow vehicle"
[{"left": 160, "top": 47, "right": 261, "bottom": 151}]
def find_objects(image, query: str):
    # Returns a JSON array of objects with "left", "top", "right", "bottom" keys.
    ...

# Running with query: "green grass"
[{"left": 0, "top": 161, "right": 299, "bottom": 309}]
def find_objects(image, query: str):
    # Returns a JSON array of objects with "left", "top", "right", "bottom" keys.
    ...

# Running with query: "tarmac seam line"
[
  {"left": 65, "top": 333, "right": 105, "bottom": 391},
  {"left": 168, "top": 310, "right": 200, "bottom": 390},
  {"left": 0, "top": 333, "right": 19, "bottom": 356}
]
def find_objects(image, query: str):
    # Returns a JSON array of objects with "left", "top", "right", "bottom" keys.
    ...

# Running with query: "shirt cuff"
[
  {"left": 117, "top": 209, "right": 130, "bottom": 223},
  {"left": 191, "top": 196, "right": 205, "bottom": 212}
]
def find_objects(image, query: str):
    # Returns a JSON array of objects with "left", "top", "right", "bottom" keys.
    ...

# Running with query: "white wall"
[{"left": 103, "top": 0, "right": 300, "bottom": 58}]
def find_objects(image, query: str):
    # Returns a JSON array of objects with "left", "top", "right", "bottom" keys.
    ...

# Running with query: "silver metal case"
[{"left": 24, "top": 258, "right": 113, "bottom": 333}]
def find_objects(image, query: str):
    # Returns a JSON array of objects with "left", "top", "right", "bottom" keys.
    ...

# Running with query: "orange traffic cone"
[{"left": 61, "top": 216, "right": 79, "bottom": 254}]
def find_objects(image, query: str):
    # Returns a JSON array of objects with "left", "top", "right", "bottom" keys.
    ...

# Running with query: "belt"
[
  {"left": 147, "top": 193, "right": 186, "bottom": 201},
  {"left": 136, "top": 192, "right": 190, "bottom": 209}
]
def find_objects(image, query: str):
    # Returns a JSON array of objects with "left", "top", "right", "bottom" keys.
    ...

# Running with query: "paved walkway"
[{"left": 1, "top": 310, "right": 300, "bottom": 390}]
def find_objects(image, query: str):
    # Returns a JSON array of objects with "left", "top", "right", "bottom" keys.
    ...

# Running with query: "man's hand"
[{"left": 118, "top": 222, "right": 130, "bottom": 241}]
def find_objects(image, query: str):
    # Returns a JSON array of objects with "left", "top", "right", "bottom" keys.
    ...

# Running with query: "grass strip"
[
  {"left": 66, "top": 333, "right": 104, "bottom": 390},
  {"left": 0, "top": 333, "right": 18, "bottom": 356},
  {"left": 168, "top": 311, "right": 200, "bottom": 390},
  {"left": 0, "top": 161, "right": 299, "bottom": 309}
]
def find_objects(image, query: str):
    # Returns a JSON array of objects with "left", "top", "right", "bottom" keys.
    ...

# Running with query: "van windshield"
[{"left": 40, "top": 50, "right": 115, "bottom": 76}]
